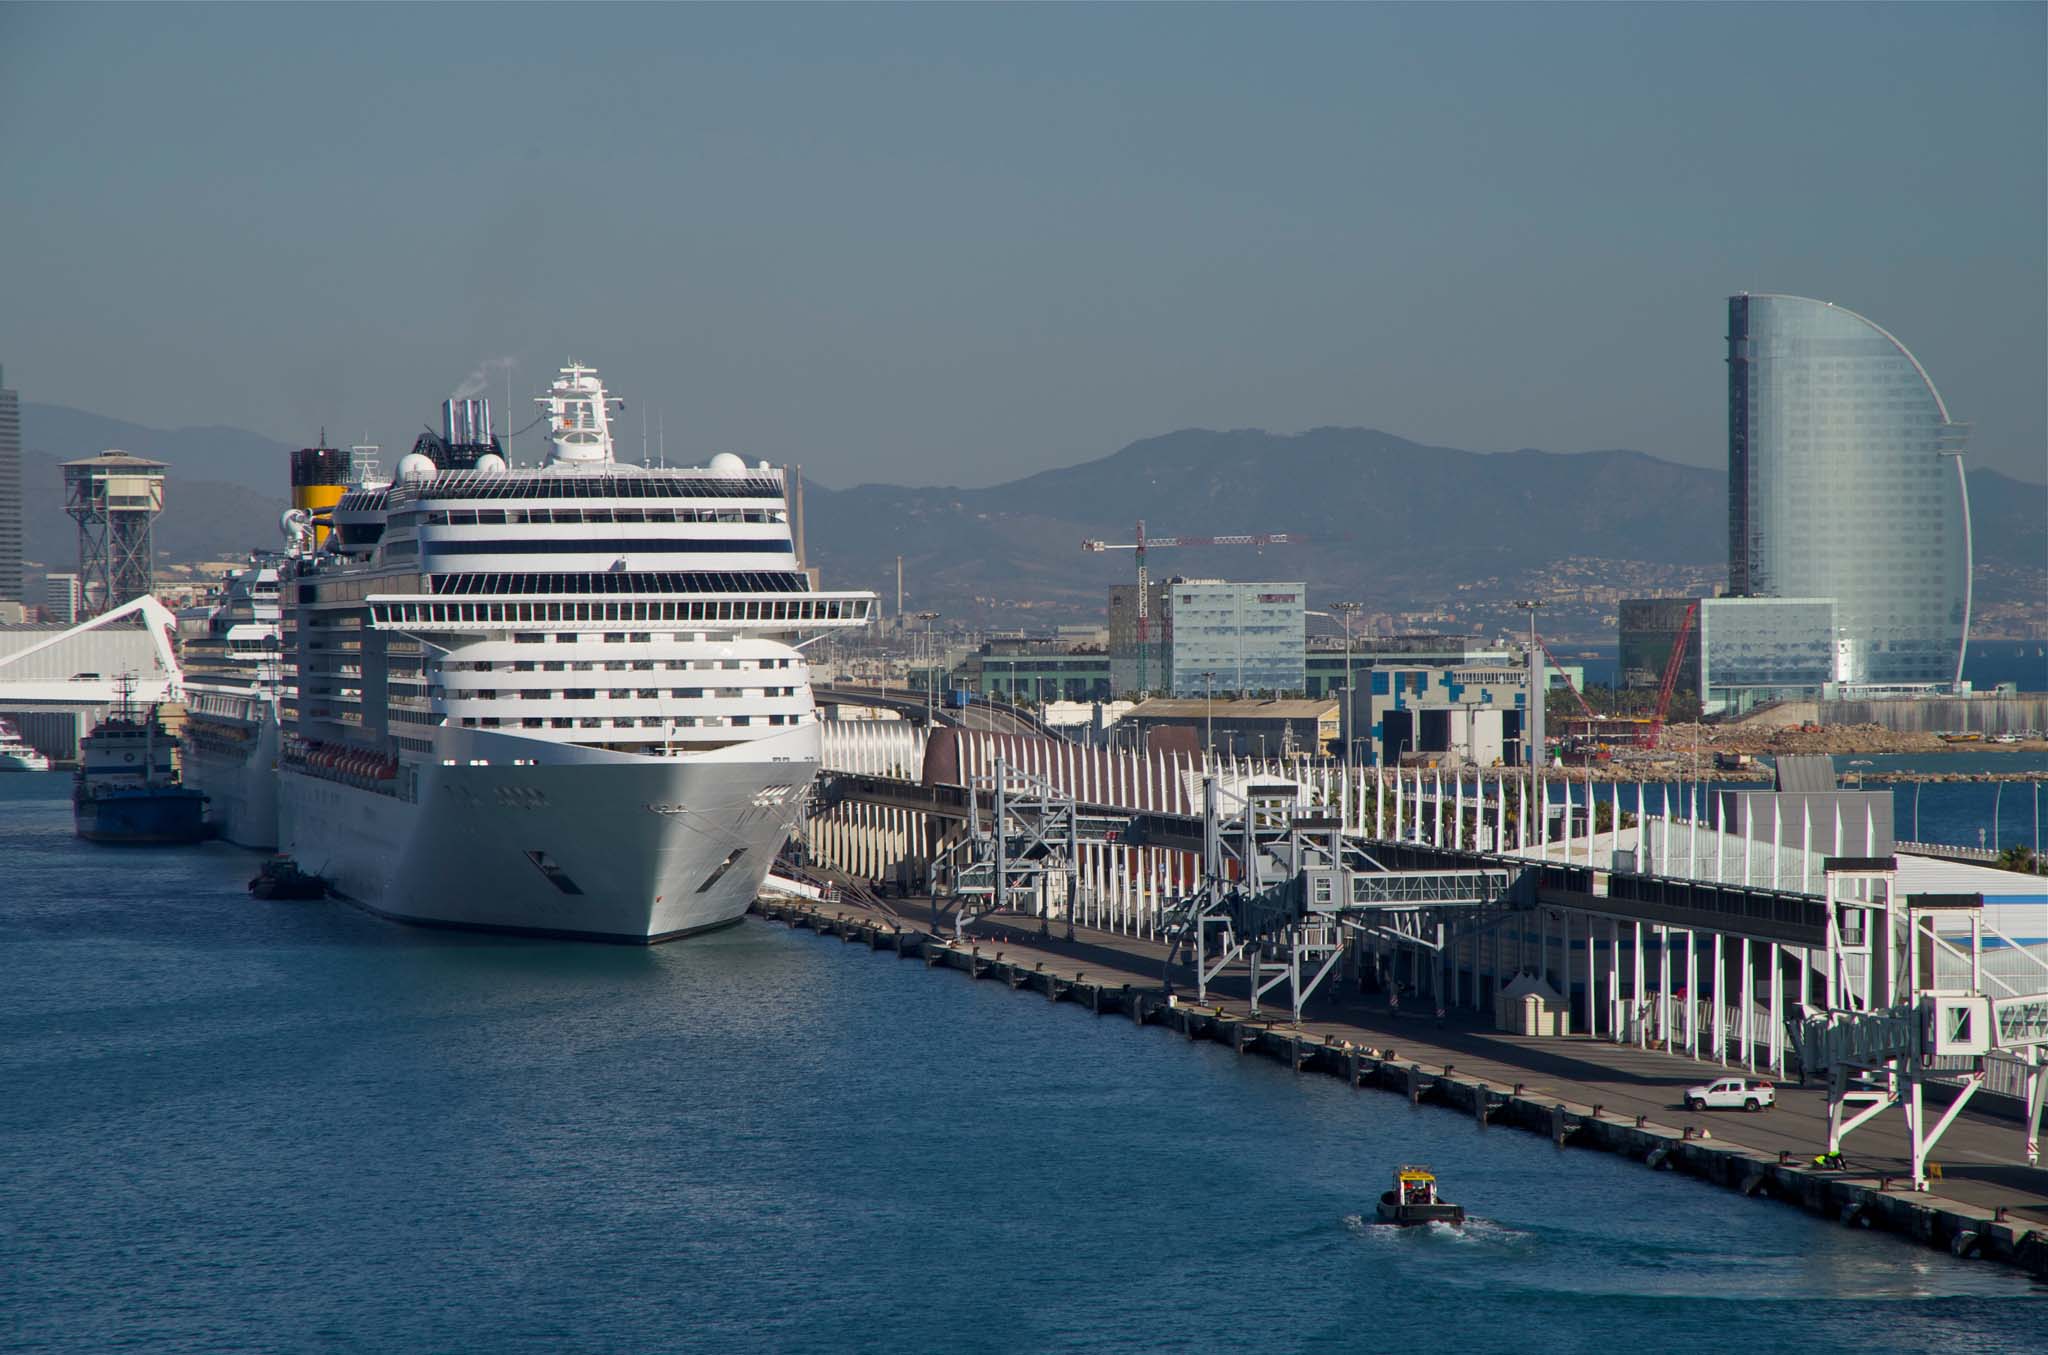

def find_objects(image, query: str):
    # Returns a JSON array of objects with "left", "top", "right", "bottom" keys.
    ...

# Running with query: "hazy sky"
[{"left": 2, "top": 3, "right": 2042, "bottom": 486}]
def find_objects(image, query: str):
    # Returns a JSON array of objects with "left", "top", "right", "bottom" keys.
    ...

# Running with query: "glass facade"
[
  {"left": 1617, "top": 597, "right": 1703, "bottom": 692},
  {"left": 1165, "top": 582, "right": 1304, "bottom": 697},
  {"left": 1727, "top": 294, "right": 1970, "bottom": 686},
  {"left": 1698, "top": 597, "right": 1839, "bottom": 715}
]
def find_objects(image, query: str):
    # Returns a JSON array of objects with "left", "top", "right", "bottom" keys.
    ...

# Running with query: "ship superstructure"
[
  {"left": 74, "top": 678, "right": 208, "bottom": 844},
  {"left": 277, "top": 362, "right": 875, "bottom": 941},
  {"left": 178, "top": 552, "right": 287, "bottom": 846}
]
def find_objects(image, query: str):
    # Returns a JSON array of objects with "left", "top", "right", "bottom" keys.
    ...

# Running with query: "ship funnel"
[{"left": 441, "top": 398, "right": 493, "bottom": 447}]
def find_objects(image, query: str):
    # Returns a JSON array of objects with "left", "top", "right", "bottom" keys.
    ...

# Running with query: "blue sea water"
[{"left": 2, "top": 772, "right": 2045, "bottom": 1354}]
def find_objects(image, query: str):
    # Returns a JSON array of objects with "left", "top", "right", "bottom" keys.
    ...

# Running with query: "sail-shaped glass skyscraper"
[{"left": 1726, "top": 294, "right": 1971, "bottom": 687}]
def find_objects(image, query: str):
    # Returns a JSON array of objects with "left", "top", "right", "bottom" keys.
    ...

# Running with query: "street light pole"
[
  {"left": 1205, "top": 671, "right": 1216, "bottom": 761},
  {"left": 1512, "top": 598, "right": 1543, "bottom": 845},
  {"left": 1332, "top": 601, "right": 1362, "bottom": 765},
  {"left": 915, "top": 611, "right": 939, "bottom": 725}
]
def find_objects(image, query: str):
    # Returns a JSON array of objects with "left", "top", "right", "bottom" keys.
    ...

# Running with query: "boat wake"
[{"left": 1343, "top": 1213, "right": 1529, "bottom": 1245}]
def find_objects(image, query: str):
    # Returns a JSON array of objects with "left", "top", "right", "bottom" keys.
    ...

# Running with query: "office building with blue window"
[{"left": 1163, "top": 581, "right": 1304, "bottom": 697}]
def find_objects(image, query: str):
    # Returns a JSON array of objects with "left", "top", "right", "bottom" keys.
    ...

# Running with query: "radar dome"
[
  {"left": 397, "top": 452, "right": 436, "bottom": 481},
  {"left": 474, "top": 452, "right": 508, "bottom": 474},
  {"left": 707, "top": 452, "right": 748, "bottom": 477}
]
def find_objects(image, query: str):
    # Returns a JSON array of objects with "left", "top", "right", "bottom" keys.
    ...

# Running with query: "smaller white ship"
[
  {"left": 0, "top": 717, "right": 52, "bottom": 772},
  {"left": 178, "top": 552, "right": 288, "bottom": 847}
]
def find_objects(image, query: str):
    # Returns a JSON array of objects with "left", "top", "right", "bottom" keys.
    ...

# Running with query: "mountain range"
[{"left": 17, "top": 403, "right": 2044, "bottom": 631}]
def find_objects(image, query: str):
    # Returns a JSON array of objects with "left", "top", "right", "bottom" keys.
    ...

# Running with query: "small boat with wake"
[
  {"left": 1376, "top": 1166, "right": 1464, "bottom": 1227},
  {"left": 248, "top": 856, "right": 327, "bottom": 901}
]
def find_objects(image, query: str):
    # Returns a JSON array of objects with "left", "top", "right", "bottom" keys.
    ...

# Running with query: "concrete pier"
[{"left": 754, "top": 891, "right": 2048, "bottom": 1278}]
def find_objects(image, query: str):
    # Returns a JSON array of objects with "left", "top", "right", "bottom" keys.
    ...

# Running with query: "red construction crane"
[
  {"left": 1642, "top": 600, "right": 1701, "bottom": 749},
  {"left": 1082, "top": 520, "right": 1304, "bottom": 694},
  {"left": 1534, "top": 633, "right": 1597, "bottom": 723}
]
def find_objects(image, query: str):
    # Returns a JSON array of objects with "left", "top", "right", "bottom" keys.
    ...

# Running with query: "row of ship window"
[
  {"left": 400, "top": 474, "right": 784, "bottom": 501},
  {"left": 429, "top": 571, "right": 811, "bottom": 595},
  {"left": 490, "top": 639, "right": 796, "bottom": 660},
  {"left": 393, "top": 507, "right": 788, "bottom": 526},
  {"left": 367, "top": 599, "right": 868, "bottom": 625},
  {"left": 438, "top": 688, "right": 802, "bottom": 700},
  {"left": 454, "top": 657, "right": 794, "bottom": 672},
  {"left": 455, "top": 714, "right": 804, "bottom": 730}
]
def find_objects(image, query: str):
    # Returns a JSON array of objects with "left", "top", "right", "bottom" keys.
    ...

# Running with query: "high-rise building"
[
  {"left": 1726, "top": 294, "right": 1971, "bottom": 687},
  {"left": 1617, "top": 597, "right": 1704, "bottom": 692},
  {"left": 1107, "top": 580, "right": 1171, "bottom": 696},
  {"left": 43, "top": 572, "right": 81, "bottom": 624},
  {"left": 1163, "top": 580, "right": 1305, "bottom": 697},
  {"left": 0, "top": 366, "right": 21, "bottom": 605}
]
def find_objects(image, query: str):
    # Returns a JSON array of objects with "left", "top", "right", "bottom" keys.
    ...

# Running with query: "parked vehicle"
[{"left": 1685, "top": 1076, "right": 1775, "bottom": 1112}]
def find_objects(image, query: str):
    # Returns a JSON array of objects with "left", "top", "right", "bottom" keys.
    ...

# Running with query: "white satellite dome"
[
  {"left": 397, "top": 452, "right": 436, "bottom": 481},
  {"left": 473, "top": 452, "right": 508, "bottom": 474},
  {"left": 707, "top": 452, "right": 748, "bottom": 477}
]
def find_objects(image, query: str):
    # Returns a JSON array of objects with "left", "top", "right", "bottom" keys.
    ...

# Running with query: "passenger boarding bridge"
[{"left": 804, "top": 721, "right": 2048, "bottom": 1188}]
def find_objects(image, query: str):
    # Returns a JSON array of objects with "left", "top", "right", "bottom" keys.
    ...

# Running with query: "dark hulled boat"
[
  {"left": 1376, "top": 1166, "right": 1465, "bottom": 1227},
  {"left": 73, "top": 688, "right": 208, "bottom": 845}
]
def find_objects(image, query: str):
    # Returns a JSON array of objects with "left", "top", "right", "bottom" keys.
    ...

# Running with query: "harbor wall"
[
  {"left": 753, "top": 895, "right": 2048, "bottom": 1281},
  {"left": 1742, "top": 695, "right": 2048, "bottom": 735}
]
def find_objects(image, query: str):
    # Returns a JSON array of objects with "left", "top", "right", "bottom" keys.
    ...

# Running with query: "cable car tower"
[{"left": 63, "top": 450, "right": 167, "bottom": 616}]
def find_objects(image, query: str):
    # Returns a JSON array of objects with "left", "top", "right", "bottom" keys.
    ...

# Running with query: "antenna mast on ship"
[{"left": 538, "top": 361, "right": 624, "bottom": 467}]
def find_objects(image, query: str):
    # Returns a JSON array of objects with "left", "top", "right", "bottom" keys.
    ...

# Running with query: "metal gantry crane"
[{"left": 1082, "top": 520, "right": 1304, "bottom": 694}]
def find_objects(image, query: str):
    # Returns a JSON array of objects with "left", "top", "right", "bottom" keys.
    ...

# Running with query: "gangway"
[
  {"left": 1794, "top": 877, "right": 2048, "bottom": 1186},
  {"left": 933, "top": 758, "right": 1080, "bottom": 941},
  {"left": 1161, "top": 779, "right": 1531, "bottom": 1022}
]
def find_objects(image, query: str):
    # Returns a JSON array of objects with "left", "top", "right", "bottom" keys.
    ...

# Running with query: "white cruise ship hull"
[
  {"left": 279, "top": 724, "right": 816, "bottom": 943},
  {"left": 181, "top": 697, "right": 283, "bottom": 849}
]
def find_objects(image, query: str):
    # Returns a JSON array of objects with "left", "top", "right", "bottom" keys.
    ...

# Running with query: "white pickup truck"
[{"left": 1685, "top": 1076, "right": 1775, "bottom": 1112}]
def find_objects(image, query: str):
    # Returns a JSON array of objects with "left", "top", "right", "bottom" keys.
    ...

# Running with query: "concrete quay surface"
[{"left": 754, "top": 891, "right": 2048, "bottom": 1278}]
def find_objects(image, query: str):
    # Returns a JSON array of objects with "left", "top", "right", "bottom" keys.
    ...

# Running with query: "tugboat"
[
  {"left": 73, "top": 678, "right": 209, "bottom": 844},
  {"left": 248, "top": 856, "right": 327, "bottom": 901},
  {"left": 1376, "top": 1166, "right": 1465, "bottom": 1227}
]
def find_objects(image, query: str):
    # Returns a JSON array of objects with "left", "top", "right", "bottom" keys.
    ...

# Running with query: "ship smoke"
[{"left": 452, "top": 357, "right": 515, "bottom": 400}]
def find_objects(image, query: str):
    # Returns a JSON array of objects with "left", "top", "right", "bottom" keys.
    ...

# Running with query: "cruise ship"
[
  {"left": 179, "top": 552, "right": 287, "bottom": 847},
  {"left": 275, "top": 363, "right": 874, "bottom": 941}
]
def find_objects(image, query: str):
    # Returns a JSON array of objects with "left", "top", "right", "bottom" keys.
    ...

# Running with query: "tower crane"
[{"left": 1082, "top": 520, "right": 1305, "bottom": 694}]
